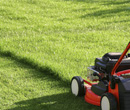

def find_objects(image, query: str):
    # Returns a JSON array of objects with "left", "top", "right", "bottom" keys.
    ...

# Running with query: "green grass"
[
  {"left": 0, "top": 54, "right": 99, "bottom": 110},
  {"left": 0, "top": 0, "right": 130, "bottom": 81},
  {"left": 0, "top": 0, "right": 130, "bottom": 109}
]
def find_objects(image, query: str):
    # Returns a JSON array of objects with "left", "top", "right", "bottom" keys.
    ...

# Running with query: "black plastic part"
[
  {"left": 95, "top": 53, "right": 130, "bottom": 74},
  {"left": 71, "top": 76, "right": 85, "bottom": 96},
  {"left": 96, "top": 62, "right": 106, "bottom": 70},
  {"left": 101, "top": 93, "right": 117, "bottom": 110},
  {"left": 118, "top": 78, "right": 130, "bottom": 110},
  {"left": 128, "top": 53, "right": 130, "bottom": 57},
  {"left": 102, "top": 52, "right": 122, "bottom": 61},
  {"left": 110, "top": 75, "right": 120, "bottom": 89},
  {"left": 91, "top": 81, "right": 108, "bottom": 96}
]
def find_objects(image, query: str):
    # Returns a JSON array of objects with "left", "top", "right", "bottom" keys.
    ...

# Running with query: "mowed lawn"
[
  {"left": 0, "top": 54, "right": 99, "bottom": 110},
  {"left": 0, "top": 0, "right": 130, "bottom": 109}
]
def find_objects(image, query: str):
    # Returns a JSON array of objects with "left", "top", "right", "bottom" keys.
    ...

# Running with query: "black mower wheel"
[
  {"left": 71, "top": 76, "right": 85, "bottom": 96},
  {"left": 100, "top": 93, "right": 117, "bottom": 110}
]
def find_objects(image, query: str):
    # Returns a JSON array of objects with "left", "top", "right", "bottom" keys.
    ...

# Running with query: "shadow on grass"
[
  {"left": 0, "top": 48, "right": 100, "bottom": 110},
  {"left": 81, "top": 5, "right": 130, "bottom": 18},
  {"left": 64, "top": 0, "right": 130, "bottom": 4},
  {"left": 66, "top": 0, "right": 130, "bottom": 19},
  {"left": 8, "top": 92, "right": 100, "bottom": 110},
  {"left": 102, "top": 0, "right": 130, "bottom": 5},
  {"left": 0, "top": 48, "right": 69, "bottom": 87},
  {"left": 64, "top": 0, "right": 96, "bottom": 3}
]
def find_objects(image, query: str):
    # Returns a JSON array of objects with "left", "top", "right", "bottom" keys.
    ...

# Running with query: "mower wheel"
[
  {"left": 71, "top": 76, "right": 85, "bottom": 96},
  {"left": 100, "top": 93, "right": 117, "bottom": 110}
]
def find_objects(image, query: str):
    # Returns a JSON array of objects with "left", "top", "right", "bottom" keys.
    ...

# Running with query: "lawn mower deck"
[{"left": 71, "top": 42, "right": 130, "bottom": 110}]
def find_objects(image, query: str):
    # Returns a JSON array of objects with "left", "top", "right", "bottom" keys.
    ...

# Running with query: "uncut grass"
[
  {"left": 0, "top": 0, "right": 130, "bottom": 81},
  {"left": 0, "top": 55, "right": 100, "bottom": 110}
]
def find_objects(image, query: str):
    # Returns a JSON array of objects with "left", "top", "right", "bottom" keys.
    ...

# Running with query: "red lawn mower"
[{"left": 71, "top": 42, "right": 130, "bottom": 110}]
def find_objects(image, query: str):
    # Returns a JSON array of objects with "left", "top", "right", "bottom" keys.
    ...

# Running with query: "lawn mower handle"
[{"left": 111, "top": 42, "right": 130, "bottom": 75}]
